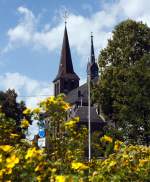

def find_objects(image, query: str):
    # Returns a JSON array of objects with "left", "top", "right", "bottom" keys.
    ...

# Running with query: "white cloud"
[
  {"left": 120, "top": 0, "right": 150, "bottom": 26},
  {"left": 2, "top": 5, "right": 114, "bottom": 60},
  {"left": 6, "top": 7, "right": 36, "bottom": 47},
  {"left": 2, "top": 1, "right": 150, "bottom": 60},
  {"left": 0, "top": 72, "right": 53, "bottom": 108},
  {"left": 120, "top": 0, "right": 150, "bottom": 18},
  {"left": 33, "top": 25, "right": 63, "bottom": 51}
]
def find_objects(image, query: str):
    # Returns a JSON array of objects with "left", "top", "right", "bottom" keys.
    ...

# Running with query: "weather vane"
[{"left": 63, "top": 11, "right": 69, "bottom": 25}]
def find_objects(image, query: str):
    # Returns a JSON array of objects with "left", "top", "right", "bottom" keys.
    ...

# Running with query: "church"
[
  {"left": 37, "top": 23, "right": 106, "bottom": 149},
  {"left": 52, "top": 24, "right": 105, "bottom": 132}
]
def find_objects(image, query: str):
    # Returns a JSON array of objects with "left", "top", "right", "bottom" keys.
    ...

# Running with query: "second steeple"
[{"left": 89, "top": 33, "right": 99, "bottom": 80}]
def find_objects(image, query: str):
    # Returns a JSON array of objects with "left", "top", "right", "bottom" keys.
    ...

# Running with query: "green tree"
[
  {"left": 0, "top": 89, "right": 26, "bottom": 123},
  {"left": 0, "top": 89, "right": 31, "bottom": 138},
  {"left": 93, "top": 20, "right": 150, "bottom": 145}
]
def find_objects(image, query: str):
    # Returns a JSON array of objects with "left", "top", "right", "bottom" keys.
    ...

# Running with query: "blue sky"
[{"left": 0, "top": 0, "right": 150, "bottom": 108}]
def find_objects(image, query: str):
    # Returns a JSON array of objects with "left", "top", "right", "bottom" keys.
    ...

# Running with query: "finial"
[
  {"left": 91, "top": 32, "right": 93, "bottom": 38},
  {"left": 63, "top": 11, "right": 69, "bottom": 25}
]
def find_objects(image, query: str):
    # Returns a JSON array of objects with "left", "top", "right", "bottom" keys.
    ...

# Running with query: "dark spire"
[
  {"left": 58, "top": 25, "right": 74, "bottom": 74},
  {"left": 90, "top": 32, "right": 95, "bottom": 64},
  {"left": 53, "top": 25, "right": 79, "bottom": 96},
  {"left": 88, "top": 33, "right": 99, "bottom": 80},
  {"left": 53, "top": 25, "right": 79, "bottom": 82}
]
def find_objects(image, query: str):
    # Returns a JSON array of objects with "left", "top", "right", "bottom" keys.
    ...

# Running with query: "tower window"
[{"left": 54, "top": 82, "right": 60, "bottom": 96}]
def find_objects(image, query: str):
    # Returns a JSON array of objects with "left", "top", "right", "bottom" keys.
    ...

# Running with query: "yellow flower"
[
  {"left": 123, "top": 159, "right": 129, "bottom": 166},
  {"left": 6, "top": 154, "right": 19, "bottom": 168},
  {"left": 48, "top": 96, "right": 55, "bottom": 102},
  {"left": 0, "top": 169, "right": 5, "bottom": 178},
  {"left": 108, "top": 160, "right": 116, "bottom": 168},
  {"left": 64, "top": 117, "right": 79, "bottom": 128},
  {"left": 51, "top": 168, "right": 57, "bottom": 173},
  {"left": 71, "top": 162, "right": 88, "bottom": 170},
  {"left": 0, "top": 145, "right": 13, "bottom": 152},
  {"left": 92, "top": 171, "right": 98, "bottom": 176},
  {"left": 0, "top": 154, "right": 2, "bottom": 163},
  {"left": 122, "top": 154, "right": 129, "bottom": 159},
  {"left": 5, "top": 168, "right": 12, "bottom": 174},
  {"left": 101, "top": 135, "right": 113, "bottom": 143},
  {"left": 139, "top": 159, "right": 148, "bottom": 167},
  {"left": 46, "top": 96, "right": 57, "bottom": 105},
  {"left": 35, "top": 163, "right": 44, "bottom": 172},
  {"left": 25, "top": 147, "right": 36, "bottom": 159},
  {"left": 10, "top": 133, "right": 19, "bottom": 139},
  {"left": 33, "top": 108, "right": 41, "bottom": 114},
  {"left": 36, "top": 176, "right": 42, "bottom": 182},
  {"left": 23, "top": 108, "right": 31, "bottom": 115},
  {"left": 56, "top": 175, "right": 66, "bottom": 182},
  {"left": 64, "top": 120, "right": 76, "bottom": 127},
  {"left": 63, "top": 103, "right": 71, "bottom": 111},
  {"left": 25, "top": 147, "right": 43, "bottom": 159},
  {"left": 21, "top": 119, "right": 29, "bottom": 128},
  {"left": 114, "top": 140, "right": 123, "bottom": 151}
]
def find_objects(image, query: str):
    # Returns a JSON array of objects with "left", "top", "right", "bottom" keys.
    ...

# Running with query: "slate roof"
[
  {"left": 65, "top": 83, "right": 88, "bottom": 104},
  {"left": 65, "top": 77, "right": 99, "bottom": 105},
  {"left": 71, "top": 106, "right": 104, "bottom": 123}
]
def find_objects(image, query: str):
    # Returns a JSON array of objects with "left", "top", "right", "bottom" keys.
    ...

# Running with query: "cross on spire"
[{"left": 63, "top": 11, "right": 69, "bottom": 25}]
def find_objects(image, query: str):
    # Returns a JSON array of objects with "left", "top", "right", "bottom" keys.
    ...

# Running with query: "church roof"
[
  {"left": 65, "top": 77, "right": 99, "bottom": 104},
  {"left": 65, "top": 83, "right": 88, "bottom": 104},
  {"left": 53, "top": 26, "right": 79, "bottom": 82},
  {"left": 73, "top": 106, "right": 104, "bottom": 124}
]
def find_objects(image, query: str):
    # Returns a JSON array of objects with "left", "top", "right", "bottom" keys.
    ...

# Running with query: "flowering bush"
[
  {"left": 0, "top": 95, "right": 150, "bottom": 181},
  {"left": 0, "top": 112, "right": 22, "bottom": 145},
  {"left": 91, "top": 144, "right": 150, "bottom": 182}
]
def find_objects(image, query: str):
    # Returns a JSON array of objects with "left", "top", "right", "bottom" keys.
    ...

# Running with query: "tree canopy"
[
  {"left": 93, "top": 19, "right": 150, "bottom": 145},
  {"left": 0, "top": 89, "right": 31, "bottom": 138},
  {"left": 0, "top": 89, "right": 26, "bottom": 123}
]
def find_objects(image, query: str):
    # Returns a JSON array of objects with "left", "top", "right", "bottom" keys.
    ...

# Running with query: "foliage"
[
  {"left": 91, "top": 145, "right": 150, "bottom": 182},
  {"left": 0, "top": 95, "right": 150, "bottom": 181},
  {"left": 93, "top": 19, "right": 150, "bottom": 145},
  {"left": 31, "top": 95, "right": 88, "bottom": 173},
  {"left": 99, "top": 19, "right": 150, "bottom": 68},
  {"left": 0, "top": 112, "right": 24, "bottom": 145},
  {"left": 0, "top": 89, "right": 27, "bottom": 123},
  {"left": 0, "top": 89, "right": 31, "bottom": 139}
]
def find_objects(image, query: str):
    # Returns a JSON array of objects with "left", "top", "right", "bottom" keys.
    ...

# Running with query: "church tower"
[
  {"left": 53, "top": 25, "right": 79, "bottom": 96},
  {"left": 89, "top": 33, "right": 99, "bottom": 80}
]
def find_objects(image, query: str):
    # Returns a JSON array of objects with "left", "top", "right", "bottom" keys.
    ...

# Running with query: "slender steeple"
[
  {"left": 53, "top": 25, "right": 79, "bottom": 96},
  {"left": 89, "top": 33, "right": 99, "bottom": 80},
  {"left": 55, "top": 26, "right": 75, "bottom": 78},
  {"left": 90, "top": 33, "right": 95, "bottom": 64}
]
